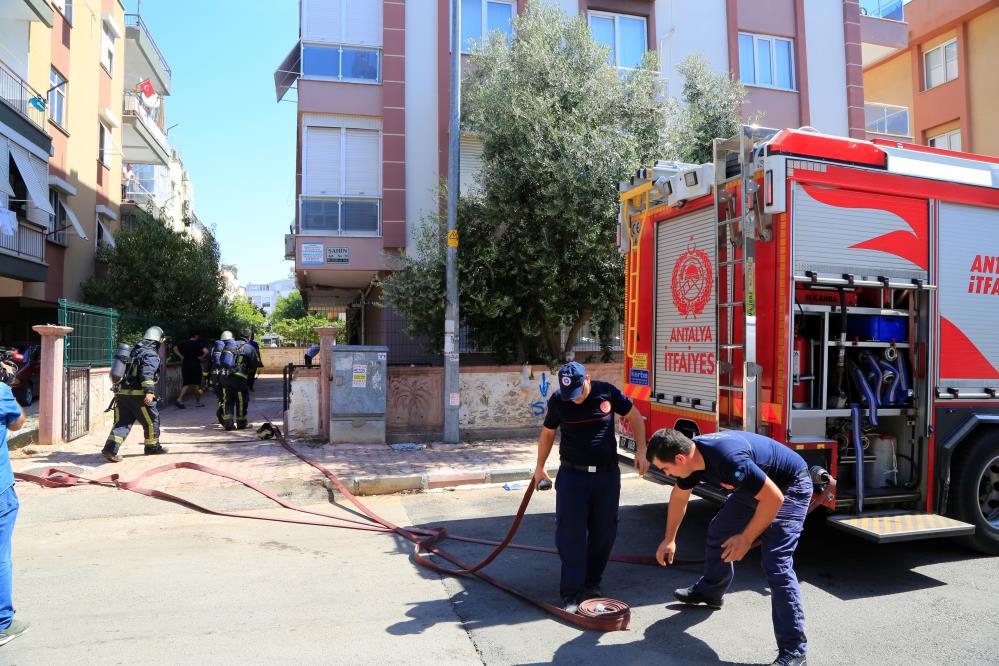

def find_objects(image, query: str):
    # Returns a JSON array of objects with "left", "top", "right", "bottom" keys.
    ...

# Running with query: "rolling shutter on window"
[
  {"left": 9, "top": 144, "right": 54, "bottom": 220},
  {"left": 344, "top": 0, "right": 382, "bottom": 47},
  {"left": 344, "top": 129, "right": 380, "bottom": 196},
  {"left": 459, "top": 136, "right": 484, "bottom": 194},
  {"left": 305, "top": 127, "right": 342, "bottom": 195},
  {"left": 303, "top": 0, "right": 342, "bottom": 43},
  {"left": 0, "top": 140, "right": 13, "bottom": 198}
]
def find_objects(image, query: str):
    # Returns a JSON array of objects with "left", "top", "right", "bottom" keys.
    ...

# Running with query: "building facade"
[
  {"left": 276, "top": 0, "right": 886, "bottom": 352},
  {"left": 863, "top": 0, "right": 998, "bottom": 157},
  {"left": 0, "top": 0, "right": 200, "bottom": 345},
  {"left": 245, "top": 278, "right": 296, "bottom": 316}
]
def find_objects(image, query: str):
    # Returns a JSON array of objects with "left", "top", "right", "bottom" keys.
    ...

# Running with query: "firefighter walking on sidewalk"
[
  {"left": 101, "top": 327, "right": 169, "bottom": 463},
  {"left": 220, "top": 329, "right": 258, "bottom": 431}
]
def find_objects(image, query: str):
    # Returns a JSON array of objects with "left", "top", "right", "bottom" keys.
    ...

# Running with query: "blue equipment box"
[{"left": 845, "top": 315, "right": 908, "bottom": 342}]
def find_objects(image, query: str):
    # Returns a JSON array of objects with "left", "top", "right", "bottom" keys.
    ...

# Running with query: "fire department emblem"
[
  {"left": 600, "top": 400, "right": 611, "bottom": 414},
  {"left": 671, "top": 239, "right": 713, "bottom": 319}
]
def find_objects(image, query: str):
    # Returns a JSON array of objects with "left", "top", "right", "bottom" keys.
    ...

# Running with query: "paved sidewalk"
[{"left": 11, "top": 377, "right": 556, "bottom": 500}]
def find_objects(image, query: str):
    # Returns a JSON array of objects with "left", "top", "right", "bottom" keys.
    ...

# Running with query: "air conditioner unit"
[{"left": 284, "top": 234, "right": 296, "bottom": 260}]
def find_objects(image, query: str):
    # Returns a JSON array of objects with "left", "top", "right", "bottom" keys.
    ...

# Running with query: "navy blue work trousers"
[
  {"left": 693, "top": 475, "right": 812, "bottom": 655},
  {"left": 554, "top": 464, "right": 621, "bottom": 599}
]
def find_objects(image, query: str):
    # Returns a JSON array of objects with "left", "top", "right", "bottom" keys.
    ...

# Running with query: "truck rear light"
[{"left": 765, "top": 170, "right": 773, "bottom": 207}]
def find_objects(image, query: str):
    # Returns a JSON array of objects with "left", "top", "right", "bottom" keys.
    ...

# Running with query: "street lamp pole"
[{"left": 444, "top": 0, "right": 462, "bottom": 443}]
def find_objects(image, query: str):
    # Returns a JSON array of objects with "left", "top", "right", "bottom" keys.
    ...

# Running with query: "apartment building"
[
  {"left": 245, "top": 278, "right": 296, "bottom": 317},
  {"left": 863, "top": 0, "right": 999, "bottom": 157},
  {"left": 276, "top": 0, "right": 884, "bottom": 350}
]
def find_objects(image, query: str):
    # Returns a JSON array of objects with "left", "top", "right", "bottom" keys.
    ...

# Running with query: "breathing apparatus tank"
[
  {"left": 110, "top": 343, "right": 133, "bottom": 384},
  {"left": 219, "top": 339, "right": 239, "bottom": 371},
  {"left": 211, "top": 339, "right": 224, "bottom": 367}
]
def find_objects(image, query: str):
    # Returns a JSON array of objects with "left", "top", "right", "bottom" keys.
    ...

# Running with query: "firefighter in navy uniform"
[
  {"left": 532, "top": 362, "right": 648, "bottom": 613},
  {"left": 212, "top": 331, "right": 234, "bottom": 426},
  {"left": 220, "top": 329, "right": 258, "bottom": 431},
  {"left": 101, "top": 327, "right": 168, "bottom": 463}
]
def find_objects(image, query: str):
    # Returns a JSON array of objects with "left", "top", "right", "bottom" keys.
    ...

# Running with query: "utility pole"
[{"left": 443, "top": 0, "right": 461, "bottom": 443}]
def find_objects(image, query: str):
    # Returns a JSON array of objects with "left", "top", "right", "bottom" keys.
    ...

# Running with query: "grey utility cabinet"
[{"left": 329, "top": 345, "right": 388, "bottom": 444}]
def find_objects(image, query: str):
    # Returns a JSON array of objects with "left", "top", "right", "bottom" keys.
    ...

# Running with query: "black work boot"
[
  {"left": 101, "top": 447, "right": 121, "bottom": 463},
  {"left": 143, "top": 444, "right": 168, "bottom": 455},
  {"left": 560, "top": 595, "right": 580, "bottom": 614},
  {"left": 674, "top": 586, "right": 723, "bottom": 610},
  {"left": 581, "top": 585, "right": 604, "bottom": 601},
  {"left": 771, "top": 650, "right": 807, "bottom": 666}
]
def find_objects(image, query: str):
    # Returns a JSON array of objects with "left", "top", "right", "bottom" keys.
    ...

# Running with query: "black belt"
[{"left": 560, "top": 461, "right": 619, "bottom": 473}]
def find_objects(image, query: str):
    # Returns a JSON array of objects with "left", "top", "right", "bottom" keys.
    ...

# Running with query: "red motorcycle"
[{"left": 0, "top": 344, "right": 41, "bottom": 405}]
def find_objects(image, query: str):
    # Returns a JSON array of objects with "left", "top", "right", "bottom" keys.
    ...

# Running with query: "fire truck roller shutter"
[{"left": 654, "top": 206, "right": 717, "bottom": 409}]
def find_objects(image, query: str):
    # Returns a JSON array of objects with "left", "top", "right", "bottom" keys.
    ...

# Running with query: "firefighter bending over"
[
  {"left": 220, "top": 329, "right": 258, "bottom": 431},
  {"left": 101, "top": 327, "right": 168, "bottom": 463}
]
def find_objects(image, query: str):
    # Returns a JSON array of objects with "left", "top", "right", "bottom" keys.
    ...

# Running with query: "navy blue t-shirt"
[
  {"left": 543, "top": 380, "right": 632, "bottom": 466},
  {"left": 675, "top": 431, "right": 807, "bottom": 496}
]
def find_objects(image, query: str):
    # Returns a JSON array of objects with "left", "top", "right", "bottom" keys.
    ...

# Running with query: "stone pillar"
[
  {"left": 32, "top": 325, "right": 73, "bottom": 445},
  {"left": 314, "top": 326, "right": 340, "bottom": 440}
]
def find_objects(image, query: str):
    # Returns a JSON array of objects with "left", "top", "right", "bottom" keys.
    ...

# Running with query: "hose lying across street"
[{"left": 13, "top": 410, "right": 833, "bottom": 632}]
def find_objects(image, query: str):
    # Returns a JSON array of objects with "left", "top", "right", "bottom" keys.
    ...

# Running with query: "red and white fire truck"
[{"left": 617, "top": 126, "right": 999, "bottom": 553}]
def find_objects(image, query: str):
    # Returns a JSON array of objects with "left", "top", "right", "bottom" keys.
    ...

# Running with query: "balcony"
[
  {"left": 122, "top": 93, "right": 170, "bottom": 166},
  {"left": 865, "top": 102, "right": 912, "bottom": 141},
  {"left": 124, "top": 13, "right": 172, "bottom": 96},
  {"left": 299, "top": 196, "right": 381, "bottom": 237},
  {"left": 0, "top": 59, "right": 51, "bottom": 153},
  {"left": 860, "top": 0, "right": 908, "bottom": 67},
  {"left": 0, "top": 216, "right": 47, "bottom": 282}
]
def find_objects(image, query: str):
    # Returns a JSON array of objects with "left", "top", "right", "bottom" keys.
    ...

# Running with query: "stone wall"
[
  {"left": 259, "top": 347, "right": 312, "bottom": 373},
  {"left": 285, "top": 367, "right": 320, "bottom": 437}
]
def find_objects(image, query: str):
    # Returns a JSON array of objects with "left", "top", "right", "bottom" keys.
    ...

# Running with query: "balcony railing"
[
  {"left": 299, "top": 196, "right": 381, "bottom": 236},
  {"left": 123, "top": 93, "right": 170, "bottom": 152},
  {"left": 124, "top": 13, "right": 172, "bottom": 78},
  {"left": 0, "top": 216, "right": 46, "bottom": 263},
  {"left": 860, "top": 0, "right": 904, "bottom": 21},
  {"left": 865, "top": 102, "right": 910, "bottom": 137},
  {"left": 0, "top": 59, "right": 46, "bottom": 131}
]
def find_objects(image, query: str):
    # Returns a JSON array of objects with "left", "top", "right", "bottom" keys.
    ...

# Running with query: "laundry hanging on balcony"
[{"left": 0, "top": 209, "right": 15, "bottom": 236}]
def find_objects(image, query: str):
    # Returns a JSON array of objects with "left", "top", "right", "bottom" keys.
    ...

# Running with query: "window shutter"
[
  {"left": 303, "top": 0, "right": 342, "bottom": 43},
  {"left": 344, "top": 129, "right": 380, "bottom": 195},
  {"left": 459, "top": 136, "right": 484, "bottom": 193},
  {"left": 344, "top": 0, "right": 382, "bottom": 47},
  {"left": 305, "top": 127, "right": 342, "bottom": 195}
]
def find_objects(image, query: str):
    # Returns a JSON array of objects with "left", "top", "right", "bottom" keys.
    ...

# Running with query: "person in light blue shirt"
[{"left": 0, "top": 371, "right": 28, "bottom": 646}]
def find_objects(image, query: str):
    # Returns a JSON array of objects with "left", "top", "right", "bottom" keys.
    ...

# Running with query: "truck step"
[{"left": 826, "top": 511, "right": 975, "bottom": 544}]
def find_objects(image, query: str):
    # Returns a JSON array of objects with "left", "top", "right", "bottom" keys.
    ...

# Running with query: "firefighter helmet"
[
  {"left": 220, "top": 330, "right": 234, "bottom": 341},
  {"left": 143, "top": 326, "right": 164, "bottom": 343}
]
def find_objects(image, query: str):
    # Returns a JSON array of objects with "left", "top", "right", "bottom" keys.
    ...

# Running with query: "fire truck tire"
[{"left": 951, "top": 431, "right": 999, "bottom": 555}]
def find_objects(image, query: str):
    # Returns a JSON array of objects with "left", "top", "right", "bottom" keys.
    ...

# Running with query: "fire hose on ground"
[{"left": 13, "top": 416, "right": 835, "bottom": 632}]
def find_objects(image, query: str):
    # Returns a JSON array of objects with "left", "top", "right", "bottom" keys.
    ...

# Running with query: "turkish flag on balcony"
[{"left": 138, "top": 79, "right": 156, "bottom": 98}]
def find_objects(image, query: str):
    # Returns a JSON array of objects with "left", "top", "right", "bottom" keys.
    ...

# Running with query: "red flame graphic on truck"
[{"left": 671, "top": 240, "right": 713, "bottom": 318}]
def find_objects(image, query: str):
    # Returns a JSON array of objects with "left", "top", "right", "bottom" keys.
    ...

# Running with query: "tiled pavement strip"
[{"left": 10, "top": 376, "right": 553, "bottom": 500}]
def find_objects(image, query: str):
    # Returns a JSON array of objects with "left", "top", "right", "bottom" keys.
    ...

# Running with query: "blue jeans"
[
  {"left": 0, "top": 483, "right": 19, "bottom": 630},
  {"left": 694, "top": 475, "right": 812, "bottom": 655},
  {"left": 554, "top": 465, "right": 621, "bottom": 598}
]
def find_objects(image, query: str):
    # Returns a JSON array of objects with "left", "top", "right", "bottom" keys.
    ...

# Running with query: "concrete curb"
[{"left": 328, "top": 464, "right": 606, "bottom": 496}]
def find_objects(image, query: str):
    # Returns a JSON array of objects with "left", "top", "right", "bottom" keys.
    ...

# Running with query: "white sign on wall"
[{"left": 301, "top": 243, "right": 323, "bottom": 265}]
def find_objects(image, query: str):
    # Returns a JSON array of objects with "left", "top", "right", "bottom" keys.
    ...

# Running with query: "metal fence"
[
  {"left": 63, "top": 366, "right": 90, "bottom": 441},
  {"left": 58, "top": 300, "right": 118, "bottom": 367},
  {"left": 0, "top": 58, "right": 46, "bottom": 131}
]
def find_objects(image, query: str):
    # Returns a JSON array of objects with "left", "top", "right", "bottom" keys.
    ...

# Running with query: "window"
[
  {"left": 588, "top": 11, "right": 647, "bottom": 71},
  {"left": 302, "top": 45, "right": 380, "bottom": 82},
  {"left": 48, "top": 68, "right": 67, "bottom": 128},
  {"left": 924, "top": 39, "right": 957, "bottom": 89},
  {"left": 738, "top": 33, "right": 795, "bottom": 90},
  {"left": 460, "top": 0, "right": 514, "bottom": 53},
  {"left": 98, "top": 122, "right": 111, "bottom": 166},
  {"left": 928, "top": 129, "right": 961, "bottom": 152},
  {"left": 48, "top": 190, "right": 67, "bottom": 245},
  {"left": 302, "top": 123, "right": 381, "bottom": 235},
  {"left": 52, "top": 0, "right": 72, "bottom": 23},
  {"left": 96, "top": 216, "right": 115, "bottom": 249},
  {"left": 101, "top": 21, "right": 115, "bottom": 74}
]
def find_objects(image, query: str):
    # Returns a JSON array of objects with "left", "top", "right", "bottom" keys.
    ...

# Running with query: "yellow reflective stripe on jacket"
[{"left": 117, "top": 389, "right": 146, "bottom": 396}]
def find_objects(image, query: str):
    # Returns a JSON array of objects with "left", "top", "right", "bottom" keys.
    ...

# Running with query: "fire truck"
[{"left": 617, "top": 126, "right": 999, "bottom": 554}]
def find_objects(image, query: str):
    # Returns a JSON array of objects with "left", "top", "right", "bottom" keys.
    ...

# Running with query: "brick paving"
[{"left": 11, "top": 377, "right": 546, "bottom": 498}]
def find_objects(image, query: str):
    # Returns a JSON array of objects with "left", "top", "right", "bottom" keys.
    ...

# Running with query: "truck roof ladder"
[{"left": 713, "top": 126, "right": 778, "bottom": 433}]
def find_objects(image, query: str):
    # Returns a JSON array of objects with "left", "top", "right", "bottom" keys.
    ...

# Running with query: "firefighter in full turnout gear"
[
  {"left": 101, "top": 326, "right": 168, "bottom": 463},
  {"left": 212, "top": 330, "right": 234, "bottom": 426},
  {"left": 220, "top": 329, "right": 257, "bottom": 431}
]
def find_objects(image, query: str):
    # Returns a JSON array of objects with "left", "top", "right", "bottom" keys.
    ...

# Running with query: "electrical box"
[{"left": 330, "top": 345, "right": 388, "bottom": 445}]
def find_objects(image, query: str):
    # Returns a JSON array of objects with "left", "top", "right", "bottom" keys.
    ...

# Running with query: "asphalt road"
[{"left": 5, "top": 474, "right": 998, "bottom": 665}]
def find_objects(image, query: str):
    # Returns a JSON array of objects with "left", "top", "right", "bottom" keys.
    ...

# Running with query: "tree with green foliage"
[
  {"left": 270, "top": 290, "right": 307, "bottom": 322},
  {"left": 83, "top": 218, "right": 226, "bottom": 337},
  {"left": 271, "top": 313, "right": 344, "bottom": 346},
  {"left": 223, "top": 295, "right": 266, "bottom": 334},
  {"left": 382, "top": 3, "right": 669, "bottom": 363}
]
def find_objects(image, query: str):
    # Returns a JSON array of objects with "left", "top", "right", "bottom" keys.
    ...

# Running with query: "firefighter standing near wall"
[
  {"left": 211, "top": 331, "right": 233, "bottom": 426},
  {"left": 646, "top": 428, "right": 812, "bottom": 666},
  {"left": 101, "top": 327, "right": 169, "bottom": 463},
  {"left": 220, "top": 329, "right": 258, "bottom": 431}
]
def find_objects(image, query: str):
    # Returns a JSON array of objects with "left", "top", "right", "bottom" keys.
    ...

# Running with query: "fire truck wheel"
[{"left": 951, "top": 431, "right": 999, "bottom": 555}]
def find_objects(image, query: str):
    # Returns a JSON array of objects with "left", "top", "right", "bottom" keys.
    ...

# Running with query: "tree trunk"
[
  {"left": 562, "top": 310, "right": 591, "bottom": 358},
  {"left": 539, "top": 314, "right": 561, "bottom": 363}
]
